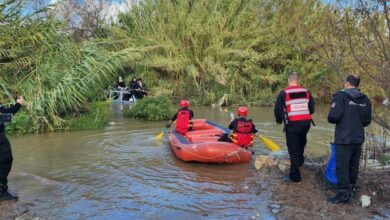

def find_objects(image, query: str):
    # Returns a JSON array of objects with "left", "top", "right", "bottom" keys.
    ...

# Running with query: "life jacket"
[
  {"left": 284, "top": 86, "right": 312, "bottom": 122},
  {"left": 232, "top": 119, "right": 254, "bottom": 147},
  {"left": 176, "top": 109, "right": 190, "bottom": 135}
]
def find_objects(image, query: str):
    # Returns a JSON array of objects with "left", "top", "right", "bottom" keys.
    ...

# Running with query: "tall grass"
[
  {"left": 0, "top": 0, "right": 123, "bottom": 132},
  {"left": 112, "top": 0, "right": 333, "bottom": 104}
]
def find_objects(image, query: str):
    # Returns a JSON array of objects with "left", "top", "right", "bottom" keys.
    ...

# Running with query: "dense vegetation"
[
  {"left": 123, "top": 97, "right": 174, "bottom": 121},
  {"left": 0, "top": 0, "right": 122, "bottom": 133},
  {"left": 0, "top": 0, "right": 389, "bottom": 133},
  {"left": 113, "top": 0, "right": 334, "bottom": 105}
]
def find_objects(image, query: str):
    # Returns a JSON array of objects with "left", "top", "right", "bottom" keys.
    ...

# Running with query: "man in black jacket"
[
  {"left": 274, "top": 72, "right": 315, "bottom": 183},
  {"left": 327, "top": 75, "right": 372, "bottom": 204},
  {"left": 0, "top": 96, "right": 24, "bottom": 201}
]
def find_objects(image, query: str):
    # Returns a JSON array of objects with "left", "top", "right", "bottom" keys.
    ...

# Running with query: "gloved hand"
[{"left": 165, "top": 124, "right": 171, "bottom": 128}]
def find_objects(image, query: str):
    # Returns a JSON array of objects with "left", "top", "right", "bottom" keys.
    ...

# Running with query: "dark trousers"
[
  {"left": 335, "top": 144, "right": 362, "bottom": 191},
  {"left": 0, "top": 134, "right": 13, "bottom": 186},
  {"left": 285, "top": 123, "right": 310, "bottom": 182},
  {"left": 218, "top": 133, "right": 233, "bottom": 142}
]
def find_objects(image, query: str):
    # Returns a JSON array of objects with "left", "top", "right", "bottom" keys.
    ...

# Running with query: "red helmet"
[
  {"left": 180, "top": 100, "right": 189, "bottom": 108},
  {"left": 237, "top": 107, "right": 248, "bottom": 117}
]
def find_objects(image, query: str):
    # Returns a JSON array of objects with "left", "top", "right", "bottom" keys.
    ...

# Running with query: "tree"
[
  {"left": 338, "top": 0, "right": 390, "bottom": 130},
  {"left": 49, "top": 0, "right": 125, "bottom": 40}
]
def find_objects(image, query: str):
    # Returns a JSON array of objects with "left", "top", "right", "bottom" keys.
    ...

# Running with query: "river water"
[{"left": 7, "top": 105, "right": 335, "bottom": 219}]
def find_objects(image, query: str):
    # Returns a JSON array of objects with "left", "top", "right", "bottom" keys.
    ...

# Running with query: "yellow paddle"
[
  {"left": 156, "top": 130, "right": 165, "bottom": 139},
  {"left": 156, "top": 120, "right": 176, "bottom": 139},
  {"left": 258, "top": 135, "right": 280, "bottom": 152}
]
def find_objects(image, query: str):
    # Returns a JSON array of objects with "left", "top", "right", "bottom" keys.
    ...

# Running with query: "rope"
[
  {"left": 179, "top": 147, "right": 226, "bottom": 160},
  {"left": 177, "top": 144, "right": 251, "bottom": 162}
]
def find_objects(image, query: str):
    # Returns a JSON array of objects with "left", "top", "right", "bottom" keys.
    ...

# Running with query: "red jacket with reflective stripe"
[
  {"left": 284, "top": 86, "right": 312, "bottom": 122},
  {"left": 233, "top": 120, "right": 254, "bottom": 147},
  {"left": 176, "top": 110, "right": 191, "bottom": 135}
]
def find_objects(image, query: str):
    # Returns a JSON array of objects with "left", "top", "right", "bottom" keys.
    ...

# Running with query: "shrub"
[
  {"left": 378, "top": 154, "right": 390, "bottom": 166},
  {"left": 124, "top": 97, "right": 174, "bottom": 121},
  {"left": 6, "top": 111, "right": 39, "bottom": 135},
  {"left": 65, "top": 101, "right": 109, "bottom": 130}
]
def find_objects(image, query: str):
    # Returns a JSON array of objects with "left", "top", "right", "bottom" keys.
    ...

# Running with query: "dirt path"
[
  {"left": 0, "top": 202, "right": 33, "bottom": 220},
  {"left": 269, "top": 165, "right": 390, "bottom": 220}
]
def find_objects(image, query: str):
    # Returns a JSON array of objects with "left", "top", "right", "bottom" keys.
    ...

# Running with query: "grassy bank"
[
  {"left": 64, "top": 101, "right": 110, "bottom": 131},
  {"left": 6, "top": 101, "right": 110, "bottom": 135}
]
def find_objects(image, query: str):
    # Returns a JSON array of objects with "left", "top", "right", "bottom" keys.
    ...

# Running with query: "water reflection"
[{"left": 7, "top": 106, "right": 336, "bottom": 219}]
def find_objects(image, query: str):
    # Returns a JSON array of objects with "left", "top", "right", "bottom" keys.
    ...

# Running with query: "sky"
[
  {"left": 47, "top": 0, "right": 132, "bottom": 22},
  {"left": 21, "top": 0, "right": 132, "bottom": 22}
]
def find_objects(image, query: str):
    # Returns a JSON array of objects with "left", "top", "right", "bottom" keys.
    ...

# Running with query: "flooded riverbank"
[{"left": 1, "top": 106, "right": 387, "bottom": 219}]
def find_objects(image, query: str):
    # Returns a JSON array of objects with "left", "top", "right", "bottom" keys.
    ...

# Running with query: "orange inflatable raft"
[{"left": 168, "top": 119, "right": 253, "bottom": 163}]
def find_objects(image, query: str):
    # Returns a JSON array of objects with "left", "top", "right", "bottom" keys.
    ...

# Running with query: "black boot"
[
  {"left": 0, "top": 184, "right": 18, "bottom": 201},
  {"left": 327, "top": 191, "right": 351, "bottom": 204},
  {"left": 350, "top": 185, "right": 357, "bottom": 198}
]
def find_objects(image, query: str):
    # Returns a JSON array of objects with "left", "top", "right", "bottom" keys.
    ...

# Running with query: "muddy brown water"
[{"left": 6, "top": 105, "right": 335, "bottom": 219}]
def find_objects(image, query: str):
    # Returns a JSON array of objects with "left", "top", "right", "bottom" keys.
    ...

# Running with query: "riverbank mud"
[{"left": 258, "top": 157, "right": 390, "bottom": 219}]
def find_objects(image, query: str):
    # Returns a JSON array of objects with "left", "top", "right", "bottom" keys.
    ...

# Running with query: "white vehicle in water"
[{"left": 109, "top": 90, "right": 136, "bottom": 106}]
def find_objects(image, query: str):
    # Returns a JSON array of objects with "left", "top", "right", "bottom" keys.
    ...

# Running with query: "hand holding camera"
[{"left": 16, "top": 96, "right": 25, "bottom": 105}]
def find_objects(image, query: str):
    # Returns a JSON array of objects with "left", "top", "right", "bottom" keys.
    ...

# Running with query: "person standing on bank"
[
  {"left": 0, "top": 96, "right": 24, "bottom": 201},
  {"left": 274, "top": 72, "right": 315, "bottom": 183},
  {"left": 327, "top": 75, "right": 371, "bottom": 204}
]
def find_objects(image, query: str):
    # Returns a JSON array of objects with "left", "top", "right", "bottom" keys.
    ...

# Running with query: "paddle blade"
[
  {"left": 259, "top": 136, "right": 281, "bottom": 152},
  {"left": 156, "top": 131, "right": 164, "bottom": 139}
]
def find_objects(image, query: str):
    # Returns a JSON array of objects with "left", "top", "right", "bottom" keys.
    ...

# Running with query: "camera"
[{"left": 0, "top": 113, "right": 12, "bottom": 123}]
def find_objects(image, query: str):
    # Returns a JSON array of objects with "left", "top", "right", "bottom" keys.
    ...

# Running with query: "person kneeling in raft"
[{"left": 218, "top": 107, "right": 258, "bottom": 148}]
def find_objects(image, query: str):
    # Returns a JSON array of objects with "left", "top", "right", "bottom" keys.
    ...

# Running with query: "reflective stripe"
[
  {"left": 284, "top": 88, "right": 307, "bottom": 93},
  {"left": 287, "top": 110, "right": 310, "bottom": 116},
  {"left": 285, "top": 98, "right": 309, "bottom": 105}
]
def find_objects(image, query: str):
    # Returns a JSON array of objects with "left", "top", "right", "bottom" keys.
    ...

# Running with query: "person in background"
[
  {"left": 116, "top": 76, "right": 126, "bottom": 90},
  {"left": 327, "top": 75, "right": 371, "bottom": 204},
  {"left": 123, "top": 77, "right": 138, "bottom": 101},
  {"left": 0, "top": 96, "right": 24, "bottom": 201},
  {"left": 166, "top": 100, "right": 194, "bottom": 135},
  {"left": 274, "top": 71, "right": 315, "bottom": 183},
  {"left": 218, "top": 107, "right": 258, "bottom": 148},
  {"left": 137, "top": 78, "right": 144, "bottom": 90},
  {"left": 129, "top": 77, "right": 137, "bottom": 90},
  {"left": 131, "top": 77, "right": 146, "bottom": 99},
  {"left": 137, "top": 78, "right": 148, "bottom": 98}
]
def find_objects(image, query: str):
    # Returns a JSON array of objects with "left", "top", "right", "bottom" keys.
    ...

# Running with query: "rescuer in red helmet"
[
  {"left": 218, "top": 107, "right": 258, "bottom": 148},
  {"left": 166, "top": 100, "right": 194, "bottom": 135}
]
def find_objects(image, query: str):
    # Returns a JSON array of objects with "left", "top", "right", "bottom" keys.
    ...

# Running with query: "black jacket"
[
  {"left": 328, "top": 88, "right": 371, "bottom": 145},
  {"left": 229, "top": 117, "right": 258, "bottom": 134},
  {"left": 0, "top": 103, "right": 21, "bottom": 133},
  {"left": 274, "top": 89, "right": 315, "bottom": 125},
  {"left": 171, "top": 108, "right": 194, "bottom": 121}
]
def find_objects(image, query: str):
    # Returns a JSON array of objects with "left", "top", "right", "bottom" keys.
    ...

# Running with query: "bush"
[
  {"left": 124, "top": 97, "right": 175, "bottom": 121},
  {"left": 6, "top": 111, "right": 39, "bottom": 135},
  {"left": 378, "top": 154, "right": 390, "bottom": 166},
  {"left": 65, "top": 101, "right": 109, "bottom": 130}
]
